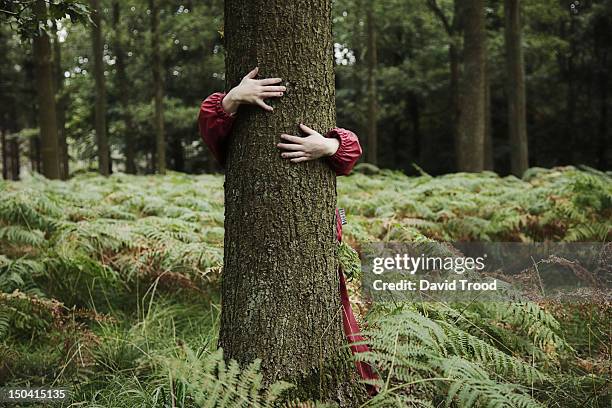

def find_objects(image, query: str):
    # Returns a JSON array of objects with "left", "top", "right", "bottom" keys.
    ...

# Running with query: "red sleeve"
[
  {"left": 325, "top": 128, "right": 363, "bottom": 176},
  {"left": 198, "top": 92, "right": 237, "bottom": 167}
]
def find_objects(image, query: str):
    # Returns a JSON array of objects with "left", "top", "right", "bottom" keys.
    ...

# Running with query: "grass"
[{"left": 0, "top": 166, "right": 610, "bottom": 407}]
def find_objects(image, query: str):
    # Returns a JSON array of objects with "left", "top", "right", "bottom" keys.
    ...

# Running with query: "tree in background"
[
  {"left": 504, "top": 0, "right": 528, "bottom": 176},
  {"left": 112, "top": 1, "right": 136, "bottom": 174},
  {"left": 365, "top": 0, "right": 378, "bottom": 165},
  {"left": 90, "top": 0, "right": 109, "bottom": 176},
  {"left": 150, "top": 0, "right": 166, "bottom": 174},
  {"left": 32, "top": 0, "right": 61, "bottom": 179},
  {"left": 222, "top": 0, "right": 363, "bottom": 402},
  {"left": 52, "top": 21, "right": 69, "bottom": 179},
  {"left": 456, "top": 0, "right": 486, "bottom": 172}
]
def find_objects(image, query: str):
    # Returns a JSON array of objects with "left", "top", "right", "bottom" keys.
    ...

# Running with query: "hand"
[
  {"left": 222, "top": 67, "right": 286, "bottom": 114},
  {"left": 277, "top": 124, "right": 340, "bottom": 163}
]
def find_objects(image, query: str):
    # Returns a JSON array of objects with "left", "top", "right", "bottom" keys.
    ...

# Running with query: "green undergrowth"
[{"left": 0, "top": 166, "right": 610, "bottom": 407}]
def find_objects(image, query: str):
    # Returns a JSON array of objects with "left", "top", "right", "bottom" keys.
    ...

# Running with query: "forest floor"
[{"left": 0, "top": 166, "right": 610, "bottom": 407}]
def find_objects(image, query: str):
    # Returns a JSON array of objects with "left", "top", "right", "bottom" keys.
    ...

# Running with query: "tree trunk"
[
  {"left": 365, "top": 0, "right": 378, "bottom": 165},
  {"left": 9, "top": 138, "right": 20, "bottom": 181},
  {"left": 113, "top": 1, "right": 136, "bottom": 174},
  {"left": 456, "top": 0, "right": 486, "bottom": 172},
  {"left": 223, "top": 1, "right": 363, "bottom": 404},
  {"left": 52, "top": 22, "right": 69, "bottom": 180},
  {"left": 561, "top": 19, "right": 576, "bottom": 165},
  {"left": 1, "top": 129, "right": 7, "bottom": 180},
  {"left": 409, "top": 93, "right": 422, "bottom": 165},
  {"left": 504, "top": 0, "right": 528, "bottom": 176},
  {"left": 32, "top": 0, "right": 60, "bottom": 180},
  {"left": 150, "top": 0, "right": 166, "bottom": 174},
  {"left": 484, "top": 54, "right": 493, "bottom": 171},
  {"left": 90, "top": 0, "right": 110, "bottom": 176}
]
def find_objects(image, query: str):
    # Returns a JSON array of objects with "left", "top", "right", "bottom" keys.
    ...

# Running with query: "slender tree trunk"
[
  {"left": 562, "top": 19, "right": 576, "bottom": 165},
  {"left": 223, "top": 1, "right": 364, "bottom": 404},
  {"left": 29, "top": 137, "right": 41, "bottom": 173},
  {"left": 596, "top": 57, "right": 608, "bottom": 169},
  {"left": 484, "top": 55, "right": 493, "bottom": 170},
  {"left": 1, "top": 129, "right": 8, "bottom": 180},
  {"left": 150, "top": 0, "right": 166, "bottom": 174},
  {"left": 52, "top": 22, "right": 69, "bottom": 179},
  {"left": 365, "top": 0, "right": 378, "bottom": 165},
  {"left": 112, "top": 1, "right": 136, "bottom": 174},
  {"left": 456, "top": 0, "right": 486, "bottom": 172},
  {"left": 9, "top": 138, "right": 20, "bottom": 181},
  {"left": 169, "top": 136, "right": 185, "bottom": 172},
  {"left": 504, "top": 0, "right": 528, "bottom": 176},
  {"left": 32, "top": 0, "right": 60, "bottom": 180},
  {"left": 90, "top": 0, "right": 110, "bottom": 176},
  {"left": 409, "top": 93, "right": 422, "bottom": 165}
]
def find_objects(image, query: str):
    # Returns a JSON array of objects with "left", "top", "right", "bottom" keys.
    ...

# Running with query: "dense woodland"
[
  {"left": 0, "top": 1, "right": 611, "bottom": 407},
  {"left": 1, "top": 0, "right": 611, "bottom": 179}
]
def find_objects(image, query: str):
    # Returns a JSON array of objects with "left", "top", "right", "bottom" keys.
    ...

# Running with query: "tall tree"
[
  {"left": 112, "top": 1, "right": 136, "bottom": 174},
  {"left": 90, "top": 0, "right": 110, "bottom": 176},
  {"left": 365, "top": 0, "right": 378, "bottom": 165},
  {"left": 52, "top": 22, "right": 69, "bottom": 179},
  {"left": 484, "top": 53, "right": 493, "bottom": 170},
  {"left": 32, "top": 0, "right": 60, "bottom": 179},
  {"left": 150, "top": 0, "right": 166, "bottom": 174},
  {"left": 504, "top": 0, "right": 528, "bottom": 176},
  {"left": 456, "top": 0, "right": 486, "bottom": 172},
  {"left": 222, "top": 0, "right": 363, "bottom": 403},
  {"left": 426, "top": 0, "right": 462, "bottom": 165}
]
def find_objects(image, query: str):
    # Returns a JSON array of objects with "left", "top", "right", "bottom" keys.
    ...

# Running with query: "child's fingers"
[
  {"left": 262, "top": 86, "right": 286, "bottom": 92},
  {"left": 281, "top": 151, "right": 306, "bottom": 159},
  {"left": 279, "top": 134, "right": 304, "bottom": 144},
  {"left": 255, "top": 99, "right": 274, "bottom": 111},
  {"left": 260, "top": 92, "right": 284, "bottom": 98},
  {"left": 244, "top": 66, "right": 258, "bottom": 79},
  {"left": 258, "top": 77, "right": 283, "bottom": 85},
  {"left": 299, "top": 123, "right": 317, "bottom": 135},
  {"left": 291, "top": 157, "right": 310, "bottom": 163},
  {"left": 277, "top": 143, "right": 303, "bottom": 151}
]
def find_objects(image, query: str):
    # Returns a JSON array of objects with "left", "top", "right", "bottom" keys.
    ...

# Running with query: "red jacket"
[{"left": 198, "top": 92, "right": 377, "bottom": 393}]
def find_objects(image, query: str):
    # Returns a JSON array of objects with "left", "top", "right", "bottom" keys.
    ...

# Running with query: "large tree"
[
  {"left": 32, "top": 0, "right": 61, "bottom": 179},
  {"left": 504, "top": 0, "right": 528, "bottom": 176},
  {"left": 90, "top": 0, "right": 110, "bottom": 176},
  {"left": 456, "top": 0, "right": 486, "bottom": 172},
  {"left": 222, "top": 0, "right": 363, "bottom": 404}
]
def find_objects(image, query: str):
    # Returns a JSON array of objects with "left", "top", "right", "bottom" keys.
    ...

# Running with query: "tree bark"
[
  {"left": 112, "top": 1, "right": 136, "bottom": 174},
  {"left": 52, "top": 22, "right": 69, "bottom": 180},
  {"left": 32, "top": 0, "right": 60, "bottom": 180},
  {"left": 150, "top": 0, "right": 166, "bottom": 174},
  {"left": 365, "top": 0, "right": 378, "bottom": 165},
  {"left": 90, "top": 0, "right": 110, "bottom": 176},
  {"left": 1, "top": 129, "right": 7, "bottom": 180},
  {"left": 456, "top": 0, "right": 486, "bottom": 172},
  {"left": 504, "top": 0, "right": 528, "bottom": 176},
  {"left": 222, "top": 1, "right": 363, "bottom": 404}
]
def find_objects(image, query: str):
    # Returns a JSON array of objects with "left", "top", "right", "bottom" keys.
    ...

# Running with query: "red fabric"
[{"left": 198, "top": 92, "right": 378, "bottom": 393}]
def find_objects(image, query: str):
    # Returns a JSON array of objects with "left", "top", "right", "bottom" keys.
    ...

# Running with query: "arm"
[
  {"left": 198, "top": 92, "right": 236, "bottom": 166},
  {"left": 325, "top": 128, "right": 362, "bottom": 176},
  {"left": 198, "top": 67, "right": 286, "bottom": 166},
  {"left": 277, "top": 124, "right": 363, "bottom": 176}
]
